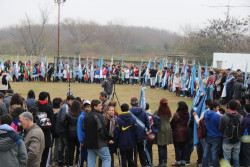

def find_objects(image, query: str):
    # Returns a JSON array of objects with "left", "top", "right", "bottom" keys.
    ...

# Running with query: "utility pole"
[{"left": 54, "top": 0, "right": 66, "bottom": 57}]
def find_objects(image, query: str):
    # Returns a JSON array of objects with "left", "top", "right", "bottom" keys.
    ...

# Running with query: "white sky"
[{"left": 0, "top": 0, "right": 249, "bottom": 33}]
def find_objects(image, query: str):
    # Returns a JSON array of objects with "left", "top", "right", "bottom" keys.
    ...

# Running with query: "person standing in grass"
[
  {"left": 114, "top": 103, "right": 138, "bottom": 167},
  {"left": 77, "top": 100, "right": 91, "bottom": 167},
  {"left": 155, "top": 98, "right": 173, "bottom": 167},
  {"left": 219, "top": 100, "right": 243, "bottom": 167},
  {"left": 170, "top": 101, "right": 189, "bottom": 166},
  {"left": 130, "top": 97, "right": 150, "bottom": 167},
  {"left": 56, "top": 95, "right": 74, "bottom": 167},
  {"left": 202, "top": 102, "right": 222, "bottom": 167},
  {"left": 104, "top": 105, "right": 117, "bottom": 167},
  {"left": 84, "top": 99, "right": 111, "bottom": 167},
  {"left": 66, "top": 100, "right": 81, "bottom": 167}
]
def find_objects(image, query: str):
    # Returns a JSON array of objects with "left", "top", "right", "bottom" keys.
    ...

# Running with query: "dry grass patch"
[{"left": 11, "top": 82, "right": 198, "bottom": 166}]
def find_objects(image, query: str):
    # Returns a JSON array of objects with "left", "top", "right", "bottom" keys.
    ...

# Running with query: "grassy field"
[{"left": 11, "top": 82, "right": 198, "bottom": 167}]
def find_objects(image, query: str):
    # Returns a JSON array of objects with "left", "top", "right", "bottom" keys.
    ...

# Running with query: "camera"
[{"left": 112, "top": 75, "right": 118, "bottom": 84}]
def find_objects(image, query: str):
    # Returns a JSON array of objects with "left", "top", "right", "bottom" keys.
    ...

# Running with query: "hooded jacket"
[
  {"left": 114, "top": 112, "right": 138, "bottom": 148},
  {"left": 204, "top": 110, "right": 222, "bottom": 138},
  {"left": 0, "top": 124, "right": 27, "bottom": 167},
  {"left": 130, "top": 107, "right": 150, "bottom": 141}
]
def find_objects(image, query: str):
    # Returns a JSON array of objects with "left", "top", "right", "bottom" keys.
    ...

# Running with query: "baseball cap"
[{"left": 83, "top": 100, "right": 91, "bottom": 106}]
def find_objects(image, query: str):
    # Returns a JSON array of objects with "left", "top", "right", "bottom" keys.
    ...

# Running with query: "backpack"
[
  {"left": 35, "top": 112, "right": 52, "bottom": 128},
  {"left": 31, "top": 106, "right": 52, "bottom": 129},
  {"left": 225, "top": 114, "right": 241, "bottom": 144},
  {"left": 151, "top": 114, "right": 160, "bottom": 134},
  {"left": 198, "top": 118, "right": 207, "bottom": 139}
]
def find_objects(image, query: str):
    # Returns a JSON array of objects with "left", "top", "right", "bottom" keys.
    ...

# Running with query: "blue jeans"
[
  {"left": 222, "top": 140, "right": 241, "bottom": 167},
  {"left": 87, "top": 147, "right": 111, "bottom": 167},
  {"left": 202, "top": 136, "right": 222, "bottom": 167},
  {"left": 157, "top": 145, "right": 167, "bottom": 164}
]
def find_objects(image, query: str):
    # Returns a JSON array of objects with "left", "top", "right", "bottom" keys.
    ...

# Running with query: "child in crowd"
[
  {"left": 114, "top": 103, "right": 138, "bottom": 167},
  {"left": 105, "top": 106, "right": 117, "bottom": 167},
  {"left": 77, "top": 100, "right": 91, "bottom": 167}
]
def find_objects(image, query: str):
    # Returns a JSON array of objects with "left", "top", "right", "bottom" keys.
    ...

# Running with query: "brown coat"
[
  {"left": 102, "top": 99, "right": 111, "bottom": 113},
  {"left": 170, "top": 111, "right": 189, "bottom": 143},
  {"left": 24, "top": 123, "right": 45, "bottom": 167}
]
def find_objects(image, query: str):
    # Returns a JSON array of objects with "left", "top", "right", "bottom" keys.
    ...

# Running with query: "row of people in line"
[{"left": 1, "top": 88, "right": 250, "bottom": 167}]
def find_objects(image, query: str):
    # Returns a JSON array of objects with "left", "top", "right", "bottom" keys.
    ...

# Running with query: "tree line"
[{"left": 0, "top": 9, "right": 249, "bottom": 65}]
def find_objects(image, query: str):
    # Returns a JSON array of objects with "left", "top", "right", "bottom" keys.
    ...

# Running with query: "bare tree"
[{"left": 9, "top": 6, "right": 52, "bottom": 56}]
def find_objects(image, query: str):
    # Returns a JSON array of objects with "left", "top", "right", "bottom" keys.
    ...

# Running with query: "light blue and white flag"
[{"left": 139, "top": 86, "right": 147, "bottom": 110}]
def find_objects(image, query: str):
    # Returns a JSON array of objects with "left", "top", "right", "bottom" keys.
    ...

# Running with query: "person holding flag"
[{"left": 129, "top": 97, "right": 150, "bottom": 167}]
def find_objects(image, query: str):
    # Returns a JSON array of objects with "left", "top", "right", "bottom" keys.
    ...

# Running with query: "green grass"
[{"left": 11, "top": 82, "right": 198, "bottom": 166}]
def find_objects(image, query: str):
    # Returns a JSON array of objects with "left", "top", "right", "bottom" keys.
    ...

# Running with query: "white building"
[{"left": 213, "top": 53, "right": 250, "bottom": 72}]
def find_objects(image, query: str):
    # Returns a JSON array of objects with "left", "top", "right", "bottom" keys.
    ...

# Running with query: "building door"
[{"left": 217, "top": 61, "right": 222, "bottom": 69}]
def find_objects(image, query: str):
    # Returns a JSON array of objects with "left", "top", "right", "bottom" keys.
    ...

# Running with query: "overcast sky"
[{"left": 0, "top": 0, "right": 249, "bottom": 33}]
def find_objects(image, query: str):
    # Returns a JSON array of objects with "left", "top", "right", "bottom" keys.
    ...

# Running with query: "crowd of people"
[{"left": 0, "top": 86, "right": 250, "bottom": 167}]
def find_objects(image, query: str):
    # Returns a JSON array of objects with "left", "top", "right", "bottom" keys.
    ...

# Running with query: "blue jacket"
[
  {"left": 114, "top": 112, "right": 138, "bottom": 148},
  {"left": 77, "top": 110, "right": 87, "bottom": 144},
  {"left": 129, "top": 107, "right": 150, "bottom": 141},
  {"left": 204, "top": 110, "right": 222, "bottom": 138}
]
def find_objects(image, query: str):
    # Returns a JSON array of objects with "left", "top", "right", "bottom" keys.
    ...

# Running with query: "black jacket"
[
  {"left": 35, "top": 101, "right": 54, "bottom": 148},
  {"left": 84, "top": 109, "right": 108, "bottom": 149},
  {"left": 66, "top": 113, "right": 78, "bottom": 138}
]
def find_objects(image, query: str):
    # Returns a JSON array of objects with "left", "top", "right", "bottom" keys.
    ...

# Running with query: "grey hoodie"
[{"left": 0, "top": 124, "right": 27, "bottom": 167}]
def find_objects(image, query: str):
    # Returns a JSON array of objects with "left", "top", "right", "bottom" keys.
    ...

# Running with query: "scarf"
[{"left": 107, "top": 114, "right": 116, "bottom": 137}]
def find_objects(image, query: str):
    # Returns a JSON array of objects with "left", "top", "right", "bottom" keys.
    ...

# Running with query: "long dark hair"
[
  {"left": 69, "top": 100, "right": 81, "bottom": 117},
  {"left": 177, "top": 101, "right": 188, "bottom": 113},
  {"left": 158, "top": 98, "right": 172, "bottom": 118},
  {"left": 176, "top": 101, "right": 189, "bottom": 120}
]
